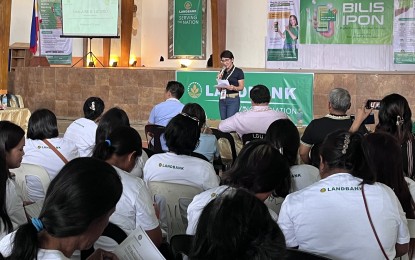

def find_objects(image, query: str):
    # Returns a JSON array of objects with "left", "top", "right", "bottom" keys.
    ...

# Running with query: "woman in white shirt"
[
  {"left": 0, "top": 157, "right": 122, "bottom": 260},
  {"left": 64, "top": 97, "right": 104, "bottom": 157},
  {"left": 92, "top": 126, "right": 162, "bottom": 249},
  {"left": 23, "top": 109, "right": 79, "bottom": 201},
  {"left": 186, "top": 139, "right": 291, "bottom": 235},
  {"left": 278, "top": 130, "right": 410, "bottom": 259},
  {"left": 0, "top": 121, "right": 26, "bottom": 240},
  {"left": 266, "top": 119, "right": 320, "bottom": 193},
  {"left": 144, "top": 113, "right": 219, "bottom": 190}
]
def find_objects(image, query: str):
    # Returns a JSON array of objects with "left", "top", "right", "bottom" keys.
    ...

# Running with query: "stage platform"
[{"left": 8, "top": 67, "right": 415, "bottom": 123}]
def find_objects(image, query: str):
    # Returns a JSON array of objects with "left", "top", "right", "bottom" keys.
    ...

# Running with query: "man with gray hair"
[{"left": 299, "top": 88, "right": 366, "bottom": 167}]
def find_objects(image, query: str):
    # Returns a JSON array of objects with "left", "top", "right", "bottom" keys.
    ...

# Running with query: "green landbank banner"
[
  {"left": 39, "top": 0, "right": 72, "bottom": 65},
  {"left": 176, "top": 71, "right": 314, "bottom": 125},
  {"left": 172, "top": 0, "right": 203, "bottom": 56},
  {"left": 299, "top": 0, "right": 393, "bottom": 44}
]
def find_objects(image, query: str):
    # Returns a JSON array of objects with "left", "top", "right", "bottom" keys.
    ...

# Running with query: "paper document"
[
  {"left": 215, "top": 79, "right": 230, "bottom": 89},
  {"left": 113, "top": 226, "right": 165, "bottom": 260},
  {"left": 24, "top": 200, "right": 44, "bottom": 218}
]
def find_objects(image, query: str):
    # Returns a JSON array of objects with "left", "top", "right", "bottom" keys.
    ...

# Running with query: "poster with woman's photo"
[
  {"left": 266, "top": 0, "right": 299, "bottom": 61},
  {"left": 393, "top": 0, "right": 415, "bottom": 64}
]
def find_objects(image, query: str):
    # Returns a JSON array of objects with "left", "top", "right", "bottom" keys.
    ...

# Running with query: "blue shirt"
[
  {"left": 194, "top": 133, "right": 220, "bottom": 162},
  {"left": 148, "top": 98, "right": 184, "bottom": 151}
]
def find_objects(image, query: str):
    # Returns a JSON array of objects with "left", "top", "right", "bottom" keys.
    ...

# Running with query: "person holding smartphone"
[{"left": 217, "top": 50, "right": 245, "bottom": 120}]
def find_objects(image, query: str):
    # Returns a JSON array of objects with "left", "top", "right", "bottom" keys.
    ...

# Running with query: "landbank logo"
[
  {"left": 184, "top": 1, "right": 192, "bottom": 9},
  {"left": 187, "top": 82, "right": 202, "bottom": 99}
]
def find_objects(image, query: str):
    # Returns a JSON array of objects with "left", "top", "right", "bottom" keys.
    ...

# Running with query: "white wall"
[{"left": 9, "top": 0, "right": 415, "bottom": 70}]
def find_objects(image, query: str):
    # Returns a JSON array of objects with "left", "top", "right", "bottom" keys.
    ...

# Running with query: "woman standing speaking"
[{"left": 217, "top": 50, "right": 245, "bottom": 120}]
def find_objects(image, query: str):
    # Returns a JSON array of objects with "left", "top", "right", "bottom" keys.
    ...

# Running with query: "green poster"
[
  {"left": 173, "top": 0, "right": 203, "bottom": 56},
  {"left": 300, "top": 0, "right": 393, "bottom": 44},
  {"left": 176, "top": 71, "right": 314, "bottom": 125},
  {"left": 39, "top": 0, "right": 72, "bottom": 65}
]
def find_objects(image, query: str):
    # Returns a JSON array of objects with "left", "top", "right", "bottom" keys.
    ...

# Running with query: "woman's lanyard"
[{"left": 223, "top": 66, "right": 236, "bottom": 81}]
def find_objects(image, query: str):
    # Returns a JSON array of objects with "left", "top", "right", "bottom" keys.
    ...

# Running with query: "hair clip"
[
  {"left": 396, "top": 115, "right": 404, "bottom": 126},
  {"left": 180, "top": 112, "right": 199, "bottom": 122},
  {"left": 31, "top": 217, "right": 44, "bottom": 232},
  {"left": 105, "top": 139, "right": 111, "bottom": 146},
  {"left": 278, "top": 147, "right": 284, "bottom": 155},
  {"left": 89, "top": 101, "right": 96, "bottom": 111},
  {"left": 342, "top": 134, "right": 350, "bottom": 155}
]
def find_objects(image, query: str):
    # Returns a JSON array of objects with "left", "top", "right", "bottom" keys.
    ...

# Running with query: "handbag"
[
  {"left": 42, "top": 139, "right": 69, "bottom": 164},
  {"left": 361, "top": 183, "right": 389, "bottom": 259}
]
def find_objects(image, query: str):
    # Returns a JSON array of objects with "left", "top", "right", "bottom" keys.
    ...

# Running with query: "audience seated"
[
  {"left": 186, "top": 139, "right": 290, "bottom": 234},
  {"left": 92, "top": 126, "right": 162, "bottom": 249},
  {"left": 266, "top": 119, "right": 320, "bottom": 192},
  {"left": 278, "top": 130, "right": 409, "bottom": 259},
  {"left": 299, "top": 88, "right": 366, "bottom": 167},
  {"left": 0, "top": 157, "right": 122, "bottom": 259},
  {"left": 22, "top": 109, "right": 79, "bottom": 201},
  {"left": 361, "top": 132, "right": 415, "bottom": 258},
  {"left": 148, "top": 81, "right": 185, "bottom": 151},
  {"left": 182, "top": 103, "right": 219, "bottom": 163},
  {"left": 189, "top": 189, "right": 286, "bottom": 259},
  {"left": 218, "top": 84, "right": 287, "bottom": 137},
  {"left": 143, "top": 113, "right": 219, "bottom": 190},
  {"left": 96, "top": 107, "right": 147, "bottom": 178},
  {"left": 0, "top": 121, "right": 26, "bottom": 240},
  {"left": 64, "top": 97, "right": 104, "bottom": 157},
  {"left": 351, "top": 93, "right": 415, "bottom": 179}
]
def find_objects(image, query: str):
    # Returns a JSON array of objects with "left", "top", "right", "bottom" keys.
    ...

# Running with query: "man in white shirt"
[
  {"left": 218, "top": 84, "right": 287, "bottom": 137},
  {"left": 148, "top": 81, "right": 185, "bottom": 151}
]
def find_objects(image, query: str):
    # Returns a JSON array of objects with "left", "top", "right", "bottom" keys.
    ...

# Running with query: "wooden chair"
[
  {"left": 211, "top": 128, "right": 237, "bottom": 170},
  {"left": 241, "top": 132, "right": 265, "bottom": 145},
  {"left": 148, "top": 182, "right": 203, "bottom": 241},
  {"left": 144, "top": 124, "right": 166, "bottom": 154}
]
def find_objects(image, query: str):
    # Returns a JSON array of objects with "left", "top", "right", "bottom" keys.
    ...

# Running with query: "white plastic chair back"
[
  {"left": 148, "top": 181, "right": 202, "bottom": 241},
  {"left": 407, "top": 219, "right": 415, "bottom": 238},
  {"left": 10, "top": 163, "right": 51, "bottom": 201}
]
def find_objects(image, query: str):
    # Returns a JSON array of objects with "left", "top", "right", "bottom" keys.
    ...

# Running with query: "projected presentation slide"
[{"left": 62, "top": 0, "right": 119, "bottom": 37}]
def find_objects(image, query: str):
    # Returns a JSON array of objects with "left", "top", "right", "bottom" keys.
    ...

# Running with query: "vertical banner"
[
  {"left": 266, "top": 0, "right": 300, "bottom": 61},
  {"left": 176, "top": 71, "right": 314, "bottom": 125},
  {"left": 168, "top": 0, "right": 206, "bottom": 59},
  {"left": 299, "top": 0, "right": 393, "bottom": 44},
  {"left": 393, "top": 0, "right": 415, "bottom": 64},
  {"left": 38, "top": 0, "right": 72, "bottom": 65}
]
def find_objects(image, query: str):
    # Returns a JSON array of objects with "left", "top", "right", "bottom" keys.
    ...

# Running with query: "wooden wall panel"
[
  {"left": 120, "top": 0, "right": 134, "bottom": 67},
  {"left": 0, "top": 0, "right": 12, "bottom": 94},
  {"left": 211, "top": 0, "right": 226, "bottom": 68}
]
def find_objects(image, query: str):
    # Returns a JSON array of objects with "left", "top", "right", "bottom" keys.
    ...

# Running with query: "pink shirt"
[{"left": 218, "top": 106, "right": 287, "bottom": 136}]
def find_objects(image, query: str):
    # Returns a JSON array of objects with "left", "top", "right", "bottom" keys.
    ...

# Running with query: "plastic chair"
[
  {"left": 80, "top": 222, "right": 127, "bottom": 260},
  {"left": 286, "top": 248, "right": 333, "bottom": 260},
  {"left": 407, "top": 219, "right": 415, "bottom": 238},
  {"left": 10, "top": 163, "right": 51, "bottom": 202},
  {"left": 144, "top": 124, "right": 166, "bottom": 154},
  {"left": 170, "top": 234, "right": 194, "bottom": 260},
  {"left": 241, "top": 133, "right": 265, "bottom": 145},
  {"left": 211, "top": 128, "right": 237, "bottom": 170},
  {"left": 148, "top": 181, "right": 203, "bottom": 241}
]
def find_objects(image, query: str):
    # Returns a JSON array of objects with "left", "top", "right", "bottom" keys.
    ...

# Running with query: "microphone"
[
  {"left": 219, "top": 66, "right": 226, "bottom": 75},
  {"left": 218, "top": 67, "right": 226, "bottom": 79}
]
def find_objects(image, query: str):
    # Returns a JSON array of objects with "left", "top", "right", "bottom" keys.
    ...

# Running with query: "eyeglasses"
[
  {"left": 180, "top": 113, "right": 199, "bottom": 123},
  {"left": 220, "top": 58, "right": 232, "bottom": 63}
]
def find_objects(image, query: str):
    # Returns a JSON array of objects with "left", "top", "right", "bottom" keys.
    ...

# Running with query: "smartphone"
[
  {"left": 365, "top": 99, "right": 381, "bottom": 110},
  {"left": 350, "top": 113, "right": 375, "bottom": 125},
  {"left": 316, "top": 6, "right": 329, "bottom": 32}
]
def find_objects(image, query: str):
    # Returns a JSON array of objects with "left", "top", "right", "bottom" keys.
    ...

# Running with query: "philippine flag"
[{"left": 29, "top": 0, "right": 39, "bottom": 54}]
